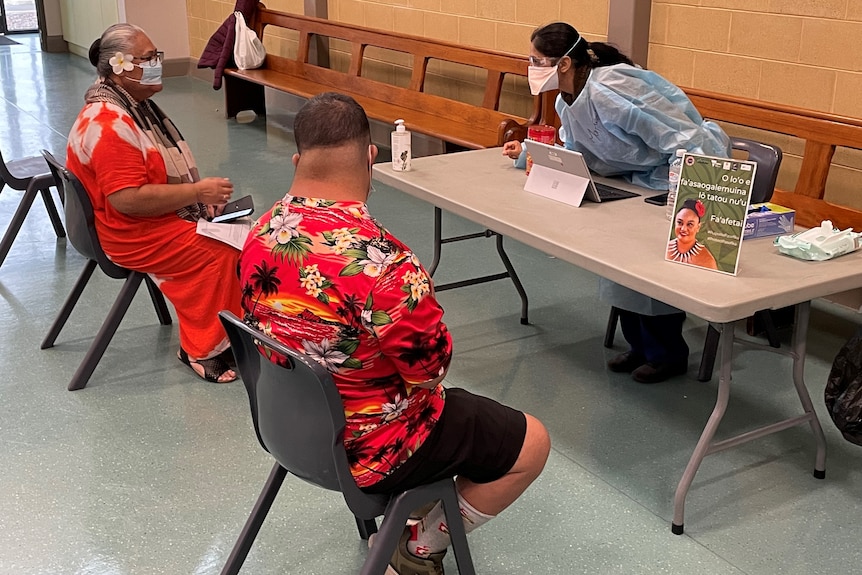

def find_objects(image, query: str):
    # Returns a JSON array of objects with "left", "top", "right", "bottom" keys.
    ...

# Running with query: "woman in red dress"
[{"left": 66, "top": 24, "right": 242, "bottom": 382}]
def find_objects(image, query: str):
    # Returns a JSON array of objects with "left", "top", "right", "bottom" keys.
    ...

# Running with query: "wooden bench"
[
  {"left": 223, "top": 3, "right": 554, "bottom": 149},
  {"left": 683, "top": 88, "right": 862, "bottom": 232}
]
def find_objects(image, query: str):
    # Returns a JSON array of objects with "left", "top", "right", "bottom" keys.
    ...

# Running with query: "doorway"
[{"left": 1, "top": 0, "right": 38, "bottom": 34}]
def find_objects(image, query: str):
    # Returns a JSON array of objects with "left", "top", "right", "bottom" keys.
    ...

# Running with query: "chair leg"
[
  {"left": 220, "top": 463, "right": 287, "bottom": 575},
  {"left": 0, "top": 186, "right": 39, "bottom": 268},
  {"left": 67, "top": 272, "right": 145, "bottom": 391},
  {"left": 361, "top": 480, "right": 475, "bottom": 575},
  {"left": 428, "top": 206, "right": 443, "bottom": 277},
  {"left": 40, "top": 187, "right": 66, "bottom": 238},
  {"left": 604, "top": 306, "right": 620, "bottom": 348},
  {"left": 144, "top": 276, "right": 173, "bottom": 325},
  {"left": 41, "top": 260, "right": 98, "bottom": 349},
  {"left": 697, "top": 324, "right": 721, "bottom": 382},
  {"left": 757, "top": 309, "right": 782, "bottom": 348},
  {"left": 361, "top": 496, "right": 413, "bottom": 575},
  {"left": 355, "top": 516, "right": 378, "bottom": 540},
  {"left": 439, "top": 484, "right": 476, "bottom": 575}
]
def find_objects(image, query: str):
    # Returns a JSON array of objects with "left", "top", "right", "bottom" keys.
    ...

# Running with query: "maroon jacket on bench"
[{"left": 197, "top": 0, "right": 257, "bottom": 90}]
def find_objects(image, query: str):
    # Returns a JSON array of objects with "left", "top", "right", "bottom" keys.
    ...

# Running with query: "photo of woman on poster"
[{"left": 666, "top": 198, "right": 718, "bottom": 270}]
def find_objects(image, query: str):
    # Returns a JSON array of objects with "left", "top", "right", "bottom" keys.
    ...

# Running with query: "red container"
[{"left": 525, "top": 125, "right": 556, "bottom": 175}]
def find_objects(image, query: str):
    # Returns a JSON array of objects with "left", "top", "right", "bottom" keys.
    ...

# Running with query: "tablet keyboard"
[{"left": 594, "top": 182, "right": 639, "bottom": 202}]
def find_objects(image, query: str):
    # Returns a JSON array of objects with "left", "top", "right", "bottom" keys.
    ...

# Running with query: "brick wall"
[
  {"left": 650, "top": 1, "right": 862, "bottom": 117},
  {"left": 650, "top": 1, "right": 862, "bottom": 206}
]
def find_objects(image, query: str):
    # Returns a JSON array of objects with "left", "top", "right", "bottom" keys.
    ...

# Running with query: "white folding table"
[{"left": 373, "top": 148, "right": 862, "bottom": 534}]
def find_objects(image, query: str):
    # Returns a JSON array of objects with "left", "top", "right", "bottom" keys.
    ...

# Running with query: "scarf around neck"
[{"left": 84, "top": 77, "right": 205, "bottom": 221}]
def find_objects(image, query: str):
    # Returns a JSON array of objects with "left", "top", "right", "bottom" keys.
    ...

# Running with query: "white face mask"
[
  {"left": 528, "top": 65, "right": 559, "bottom": 95},
  {"left": 527, "top": 36, "right": 582, "bottom": 96}
]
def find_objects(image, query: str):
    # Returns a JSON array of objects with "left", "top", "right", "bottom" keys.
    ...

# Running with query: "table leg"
[
  {"left": 790, "top": 302, "right": 827, "bottom": 478},
  {"left": 672, "top": 303, "right": 828, "bottom": 534},
  {"left": 494, "top": 233, "right": 529, "bottom": 324},
  {"left": 671, "top": 321, "right": 734, "bottom": 535},
  {"left": 428, "top": 207, "right": 443, "bottom": 277},
  {"left": 427, "top": 206, "right": 529, "bottom": 324}
]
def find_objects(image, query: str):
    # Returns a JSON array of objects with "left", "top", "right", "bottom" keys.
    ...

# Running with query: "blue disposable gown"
[
  {"left": 551, "top": 64, "right": 731, "bottom": 314},
  {"left": 555, "top": 64, "right": 731, "bottom": 190}
]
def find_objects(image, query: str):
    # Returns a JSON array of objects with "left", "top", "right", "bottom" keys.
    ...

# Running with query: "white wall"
[
  {"left": 59, "top": 0, "right": 118, "bottom": 57},
  {"left": 58, "top": 0, "right": 189, "bottom": 59}
]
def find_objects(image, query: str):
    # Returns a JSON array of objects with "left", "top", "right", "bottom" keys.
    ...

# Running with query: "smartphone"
[
  {"left": 212, "top": 194, "right": 255, "bottom": 223},
  {"left": 644, "top": 193, "right": 668, "bottom": 206}
]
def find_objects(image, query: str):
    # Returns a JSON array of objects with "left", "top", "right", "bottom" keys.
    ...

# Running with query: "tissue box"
[{"left": 743, "top": 203, "right": 796, "bottom": 240}]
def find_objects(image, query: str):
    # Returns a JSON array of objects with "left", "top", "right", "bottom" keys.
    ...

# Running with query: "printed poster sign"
[{"left": 665, "top": 154, "right": 756, "bottom": 275}]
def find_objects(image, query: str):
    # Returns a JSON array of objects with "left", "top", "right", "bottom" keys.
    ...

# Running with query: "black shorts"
[{"left": 363, "top": 388, "right": 527, "bottom": 494}]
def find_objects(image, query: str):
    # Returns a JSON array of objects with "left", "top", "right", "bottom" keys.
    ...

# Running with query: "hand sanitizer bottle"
[{"left": 391, "top": 119, "right": 412, "bottom": 171}]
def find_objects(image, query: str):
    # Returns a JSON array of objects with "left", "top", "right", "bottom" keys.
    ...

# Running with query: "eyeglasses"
[
  {"left": 528, "top": 55, "right": 559, "bottom": 67},
  {"left": 134, "top": 51, "right": 164, "bottom": 67}
]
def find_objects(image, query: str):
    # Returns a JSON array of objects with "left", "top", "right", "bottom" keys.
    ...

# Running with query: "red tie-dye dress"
[{"left": 66, "top": 101, "right": 242, "bottom": 360}]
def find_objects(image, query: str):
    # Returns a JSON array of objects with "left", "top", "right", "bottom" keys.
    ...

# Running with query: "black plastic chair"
[
  {"left": 728, "top": 137, "right": 783, "bottom": 204},
  {"left": 603, "top": 138, "right": 784, "bottom": 381},
  {"left": 218, "top": 311, "right": 475, "bottom": 575},
  {"left": 39, "top": 150, "right": 172, "bottom": 391},
  {"left": 0, "top": 147, "right": 65, "bottom": 268}
]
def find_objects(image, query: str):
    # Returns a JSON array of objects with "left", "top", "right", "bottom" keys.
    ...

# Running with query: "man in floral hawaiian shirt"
[{"left": 238, "top": 93, "right": 549, "bottom": 575}]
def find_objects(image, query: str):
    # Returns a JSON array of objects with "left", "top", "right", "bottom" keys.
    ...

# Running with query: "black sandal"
[{"left": 178, "top": 348, "right": 237, "bottom": 383}]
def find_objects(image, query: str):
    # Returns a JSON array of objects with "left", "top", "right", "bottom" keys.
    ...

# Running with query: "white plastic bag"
[{"left": 233, "top": 11, "right": 265, "bottom": 70}]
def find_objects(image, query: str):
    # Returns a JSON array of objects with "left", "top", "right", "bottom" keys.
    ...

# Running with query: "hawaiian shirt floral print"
[{"left": 238, "top": 195, "right": 451, "bottom": 487}]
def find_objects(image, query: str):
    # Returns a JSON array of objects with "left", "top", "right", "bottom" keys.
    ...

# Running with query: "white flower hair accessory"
[{"left": 109, "top": 52, "right": 134, "bottom": 75}]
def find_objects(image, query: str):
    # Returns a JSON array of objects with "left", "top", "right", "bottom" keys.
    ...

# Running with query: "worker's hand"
[{"left": 502, "top": 141, "right": 523, "bottom": 160}]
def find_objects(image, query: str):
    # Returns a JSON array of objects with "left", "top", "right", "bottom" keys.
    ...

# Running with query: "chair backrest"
[
  {"left": 0, "top": 147, "right": 23, "bottom": 189},
  {"left": 0, "top": 147, "right": 50, "bottom": 190},
  {"left": 219, "top": 311, "right": 386, "bottom": 516},
  {"left": 730, "top": 137, "right": 783, "bottom": 204},
  {"left": 41, "top": 150, "right": 128, "bottom": 279}
]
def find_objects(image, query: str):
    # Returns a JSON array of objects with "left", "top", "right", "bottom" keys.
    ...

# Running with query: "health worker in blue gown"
[{"left": 504, "top": 22, "right": 731, "bottom": 383}]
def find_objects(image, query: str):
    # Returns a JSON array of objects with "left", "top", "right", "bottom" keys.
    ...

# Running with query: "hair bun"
[{"left": 88, "top": 38, "right": 101, "bottom": 67}]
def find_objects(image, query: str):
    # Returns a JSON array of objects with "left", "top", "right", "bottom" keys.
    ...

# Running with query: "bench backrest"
[
  {"left": 250, "top": 5, "right": 553, "bottom": 148},
  {"left": 246, "top": 5, "right": 862, "bottom": 230},
  {"left": 683, "top": 87, "right": 862, "bottom": 230}
]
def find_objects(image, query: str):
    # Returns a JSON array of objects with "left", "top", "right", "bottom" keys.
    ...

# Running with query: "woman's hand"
[
  {"left": 502, "top": 141, "right": 523, "bottom": 160},
  {"left": 110, "top": 177, "right": 234, "bottom": 217},
  {"left": 206, "top": 203, "right": 226, "bottom": 220},
  {"left": 194, "top": 177, "right": 234, "bottom": 205}
]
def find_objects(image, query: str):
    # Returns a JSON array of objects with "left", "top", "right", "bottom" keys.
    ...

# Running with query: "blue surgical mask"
[{"left": 132, "top": 61, "right": 163, "bottom": 86}]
